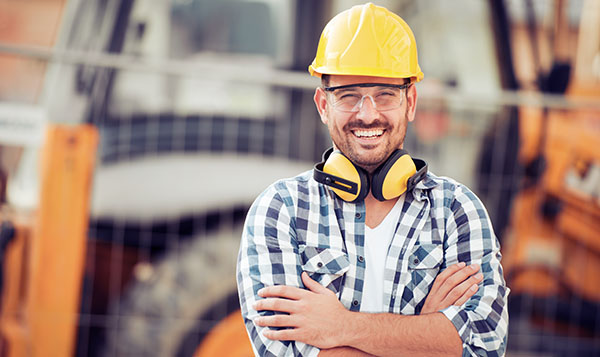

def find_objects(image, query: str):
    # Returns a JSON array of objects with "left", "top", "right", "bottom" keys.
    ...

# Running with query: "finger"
[
  {"left": 430, "top": 262, "right": 465, "bottom": 292},
  {"left": 258, "top": 285, "right": 308, "bottom": 300},
  {"left": 453, "top": 283, "right": 479, "bottom": 306},
  {"left": 301, "top": 272, "right": 329, "bottom": 294},
  {"left": 263, "top": 327, "right": 299, "bottom": 342},
  {"left": 421, "top": 263, "right": 466, "bottom": 313},
  {"left": 439, "top": 264, "right": 480, "bottom": 297},
  {"left": 253, "top": 297, "right": 298, "bottom": 313},
  {"left": 427, "top": 262, "right": 468, "bottom": 305},
  {"left": 255, "top": 314, "right": 296, "bottom": 328},
  {"left": 442, "top": 272, "right": 483, "bottom": 307},
  {"left": 437, "top": 262, "right": 466, "bottom": 282},
  {"left": 422, "top": 263, "right": 480, "bottom": 314}
]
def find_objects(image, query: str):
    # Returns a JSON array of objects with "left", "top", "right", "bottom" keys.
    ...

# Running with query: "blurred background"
[{"left": 0, "top": 0, "right": 599, "bottom": 356}]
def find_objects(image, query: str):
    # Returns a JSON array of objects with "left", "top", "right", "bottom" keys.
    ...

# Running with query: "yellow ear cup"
[
  {"left": 323, "top": 151, "right": 364, "bottom": 202},
  {"left": 316, "top": 148, "right": 426, "bottom": 202},
  {"left": 380, "top": 154, "right": 417, "bottom": 200}
]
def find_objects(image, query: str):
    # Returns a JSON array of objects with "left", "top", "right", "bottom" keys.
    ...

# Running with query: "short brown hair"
[
  {"left": 321, "top": 74, "right": 413, "bottom": 87},
  {"left": 321, "top": 74, "right": 330, "bottom": 87}
]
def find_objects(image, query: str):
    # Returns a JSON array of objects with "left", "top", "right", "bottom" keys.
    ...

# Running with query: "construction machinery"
[
  {"left": 1, "top": 1, "right": 599, "bottom": 356},
  {"left": 481, "top": 0, "right": 600, "bottom": 354},
  {"left": 0, "top": 0, "right": 326, "bottom": 355}
]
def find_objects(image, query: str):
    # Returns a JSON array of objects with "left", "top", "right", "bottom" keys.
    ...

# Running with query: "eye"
[
  {"left": 376, "top": 90, "right": 399, "bottom": 98},
  {"left": 337, "top": 93, "right": 361, "bottom": 100}
]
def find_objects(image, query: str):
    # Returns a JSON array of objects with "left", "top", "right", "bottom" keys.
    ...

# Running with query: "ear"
[
  {"left": 314, "top": 87, "right": 329, "bottom": 124},
  {"left": 405, "top": 84, "right": 418, "bottom": 122}
]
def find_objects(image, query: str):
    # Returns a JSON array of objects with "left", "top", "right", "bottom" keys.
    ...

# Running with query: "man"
[{"left": 237, "top": 3, "right": 508, "bottom": 356}]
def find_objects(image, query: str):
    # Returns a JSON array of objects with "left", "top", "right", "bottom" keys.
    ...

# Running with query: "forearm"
[
  {"left": 319, "top": 346, "right": 374, "bottom": 356},
  {"left": 340, "top": 311, "right": 462, "bottom": 357}
]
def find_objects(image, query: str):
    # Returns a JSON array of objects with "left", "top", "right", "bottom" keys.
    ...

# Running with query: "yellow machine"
[
  {"left": 1, "top": 1, "right": 599, "bottom": 356},
  {"left": 0, "top": 123, "right": 253, "bottom": 356},
  {"left": 503, "top": 89, "right": 600, "bottom": 314},
  {"left": 1, "top": 125, "right": 98, "bottom": 356},
  {"left": 505, "top": 99, "right": 600, "bottom": 300},
  {"left": 500, "top": 0, "right": 600, "bottom": 341}
]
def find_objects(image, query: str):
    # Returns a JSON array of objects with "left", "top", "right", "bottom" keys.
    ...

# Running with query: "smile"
[{"left": 352, "top": 129, "right": 384, "bottom": 138}]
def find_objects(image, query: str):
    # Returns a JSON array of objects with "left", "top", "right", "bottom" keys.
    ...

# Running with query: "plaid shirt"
[{"left": 237, "top": 170, "right": 509, "bottom": 356}]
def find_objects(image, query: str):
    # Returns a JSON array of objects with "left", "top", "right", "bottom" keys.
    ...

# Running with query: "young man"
[{"left": 237, "top": 3, "right": 508, "bottom": 356}]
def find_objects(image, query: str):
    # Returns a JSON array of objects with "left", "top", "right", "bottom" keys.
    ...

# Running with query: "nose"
[{"left": 355, "top": 95, "right": 379, "bottom": 122}]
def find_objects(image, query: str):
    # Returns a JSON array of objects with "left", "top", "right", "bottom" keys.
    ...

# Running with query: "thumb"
[{"left": 301, "top": 272, "right": 329, "bottom": 294}]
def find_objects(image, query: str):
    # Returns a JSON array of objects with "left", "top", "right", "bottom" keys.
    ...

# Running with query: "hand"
[
  {"left": 252, "top": 272, "right": 350, "bottom": 349},
  {"left": 421, "top": 262, "right": 483, "bottom": 314}
]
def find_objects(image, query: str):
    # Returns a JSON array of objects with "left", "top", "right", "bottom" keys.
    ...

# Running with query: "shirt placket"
[
  {"left": 384, "top": 194, "right": 430, "bottom": 313},
  {"left": 337, "top": 200, "right": 366, "bottom": 312}
]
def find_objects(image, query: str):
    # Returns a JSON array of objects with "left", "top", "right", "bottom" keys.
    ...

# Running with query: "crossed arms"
[
  {"left": 237, "top": 181, "right": 509, "bottom": 356},
  {"left": 254, "top": 266, "right": 482, "bottom": 356}
]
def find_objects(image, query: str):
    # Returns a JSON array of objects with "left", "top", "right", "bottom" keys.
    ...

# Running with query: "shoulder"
[
  {"left": 424, "top": 172, "right": 483, "bottom": 206},
  {"left": 422, "top": 173, "right": 492, "bottom": 228},
  {"left": 252, "top": 170, "right": 316, "bottom": 208}
]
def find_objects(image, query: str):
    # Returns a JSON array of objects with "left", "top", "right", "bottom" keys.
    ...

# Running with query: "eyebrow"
[{"left": 323, "top": 82, "right": 410, "bottom": 92}]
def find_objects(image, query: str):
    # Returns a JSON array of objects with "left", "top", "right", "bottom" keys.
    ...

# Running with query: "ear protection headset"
[{"left": 313, "top": 147, "right": 428, "bottom": 202}]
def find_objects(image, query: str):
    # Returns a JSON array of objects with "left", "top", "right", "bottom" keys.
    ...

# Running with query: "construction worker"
[{"left": 237, "top": 3, "right": 508, "bottom": 356}]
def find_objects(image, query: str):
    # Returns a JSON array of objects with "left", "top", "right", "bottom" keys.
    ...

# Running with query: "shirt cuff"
[{"left": 440, "top": 304, "right": 470, "bottom": 344}]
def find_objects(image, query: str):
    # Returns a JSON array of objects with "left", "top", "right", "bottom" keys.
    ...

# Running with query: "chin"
[{"left": 351, "top": 153, "right": 388, "bottom": 169}]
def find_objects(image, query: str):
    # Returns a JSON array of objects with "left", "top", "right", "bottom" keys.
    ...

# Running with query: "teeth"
[{"left": 353, "top": 129, "right": 383, "bottom": 137}]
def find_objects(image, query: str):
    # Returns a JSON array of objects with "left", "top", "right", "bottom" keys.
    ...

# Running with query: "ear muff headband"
[
  {"left": 371, "top": 150, "right": 416, "bottom": 201},
  {"left": 313, "top": 148, "right": 369, "bottom": 202}
]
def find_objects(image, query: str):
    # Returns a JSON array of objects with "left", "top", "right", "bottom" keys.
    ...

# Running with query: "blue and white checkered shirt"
[{"left": 237, "top": 170, "right": 509, "bottom": 356}]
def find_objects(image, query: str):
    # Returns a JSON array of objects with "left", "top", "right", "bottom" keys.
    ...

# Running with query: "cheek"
[
  {"left": 324, "top": 116, "right": 338, "bottom": 130},
  {"left": 331, "top": 114, "right": 352, "bottom": 129}
]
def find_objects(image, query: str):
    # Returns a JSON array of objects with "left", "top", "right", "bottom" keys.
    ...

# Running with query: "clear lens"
[{"left": 328, "top": 86, "right": 404, "bottom": 112}]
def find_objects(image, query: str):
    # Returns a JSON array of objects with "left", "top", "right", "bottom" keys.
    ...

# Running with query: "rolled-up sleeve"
[
  {"left": 440, "top": 185, "right": 509, "bottom": 356},
  {"left": 236, "top": 183, "right": 320, "bottom": 357}
]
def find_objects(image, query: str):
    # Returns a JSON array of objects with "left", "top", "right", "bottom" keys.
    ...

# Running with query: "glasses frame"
[
  {"left": 323, "top": 82, "right": 411, "bottom": 112},
  {"left": 323, "top": 82, "right": 410, "bottom": 92}
]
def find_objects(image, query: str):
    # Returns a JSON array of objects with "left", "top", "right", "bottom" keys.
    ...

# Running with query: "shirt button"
[
  {"left": 358, "top": 255, "right": 364, "bottom": 263},
  {"left": 413, "top": 258, "right": 420, "bottom": 264},
  {"left": 317, "top": 262, "right": 323, "bottom": 268},
  {"left": 352, "top": 300, "right": 359, "bottom": 306},
  {"left": 355, "top": 212, "right": 362, "bottom": 219}
]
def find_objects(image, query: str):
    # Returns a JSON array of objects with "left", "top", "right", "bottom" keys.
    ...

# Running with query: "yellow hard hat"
[{"left": 308, "top": 2, "right": 424, "bottom": 82}]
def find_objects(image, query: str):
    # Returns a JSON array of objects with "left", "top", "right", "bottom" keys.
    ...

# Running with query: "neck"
[{"left": 364, "top": 193, "right": 399, "bottom": 229}]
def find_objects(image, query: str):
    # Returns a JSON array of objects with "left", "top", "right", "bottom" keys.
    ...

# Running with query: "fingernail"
[
  {"left": 254, "top": 317, "right": 262, "bottom": 324},
  {"left": 475, "top": 273, "right": 483, "bottom": 280},
  {"left": 470, "top": 264, "right": 480, "bottom": 271},
  {"left": 470, "top": 284, "right": 478, "bottom": 292},
  {"left": 458, "top": 262, "right": 466, "bottom": 267}
]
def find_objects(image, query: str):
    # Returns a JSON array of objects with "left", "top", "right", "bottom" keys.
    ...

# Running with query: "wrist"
[{"left": 339, "top": 309, "right": 363, "bottom": 348}]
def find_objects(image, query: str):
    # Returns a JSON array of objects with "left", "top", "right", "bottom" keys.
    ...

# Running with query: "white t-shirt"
[{"left": 360, "top": 196, "right": 405, "bottom": 313}]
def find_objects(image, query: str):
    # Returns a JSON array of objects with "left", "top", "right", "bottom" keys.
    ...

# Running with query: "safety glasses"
[{"left": 323, "top": 82, "right": 410, "bottom": 112}]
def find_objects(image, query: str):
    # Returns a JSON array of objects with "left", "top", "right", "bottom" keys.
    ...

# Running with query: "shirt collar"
[{"left": 412, "top": 173, "right": 438, "bottom": 201}]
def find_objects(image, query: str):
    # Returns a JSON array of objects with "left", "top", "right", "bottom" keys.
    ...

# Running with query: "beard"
[{"left": 330, "top": 114, "right": 408, "bottom": 174}]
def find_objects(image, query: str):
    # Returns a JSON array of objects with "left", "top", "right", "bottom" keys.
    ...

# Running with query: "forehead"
[{"left": 328, "top": 75, "right": 406, "bottom": 87}]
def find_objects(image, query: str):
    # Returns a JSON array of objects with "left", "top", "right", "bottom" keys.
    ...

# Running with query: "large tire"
[{"left": 102, "top": 227, "right": 242, "bottom": 357}]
